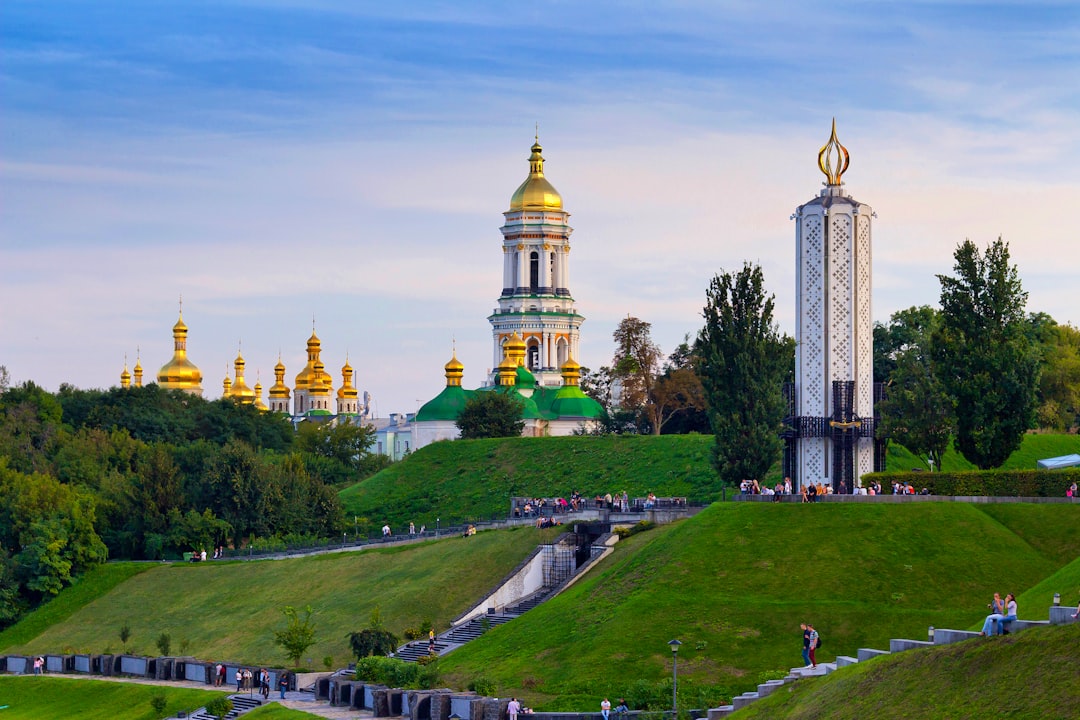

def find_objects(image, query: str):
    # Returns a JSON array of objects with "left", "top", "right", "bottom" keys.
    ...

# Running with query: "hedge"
[{"left": 862, "top": 467, "right": 1080, "bottom": 497}]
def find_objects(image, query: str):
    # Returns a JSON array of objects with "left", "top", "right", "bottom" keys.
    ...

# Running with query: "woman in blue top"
[{"left": 980, "top": 593, "right": 1005, "bottom": 636}]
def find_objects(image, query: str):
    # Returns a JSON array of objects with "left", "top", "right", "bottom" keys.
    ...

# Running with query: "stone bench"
[
  {"left": 890, "top": 639, "right": 934, "bottom": 653},
  {"left": 856, "top": 648, "right": 890, "bottom": 662},
  {"left": 932, "top": 629, "right": 980, "bottom": 645},
  {"left": 1001, "top": 619, "right": 1049, "bottom": 634},
  {"left": 1049, "top": 606, "right": 1079, "bottom": 625},
  {"left": 834, "top": 655, "right": 859, "bottom": 668}
]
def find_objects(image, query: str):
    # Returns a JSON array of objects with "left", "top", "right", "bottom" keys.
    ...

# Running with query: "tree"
[
  {"left": 873, "top": 305, "right": 941, "bottom": 385},
  {"left": 697, "top": 263, "right": 794, "bottom": 487},
  {"left": 654, "top": 336, "right": 709, "bottom": 434},
  {"left": 610, "top": 317, "right": 664, "bottom": 434},
  {"left": 346, "top": 606, "right": 399, "bottom": 659},
  {"left": 933, "top": 237, "right": 1040, "bottom": 469},
  {"left": 1027, "top": 316, "right": 1080, "bottom": 431},
  {"left": 274, "top": 604, "right": 317, "bottom": 667},
  {"left": 295, "top": 420, "right": 377, "bottom": 472},
  {"left": 455, "top": 392, "right": 525, "bottom": 439}
]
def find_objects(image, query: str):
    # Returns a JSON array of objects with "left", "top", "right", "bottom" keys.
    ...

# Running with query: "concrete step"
[{"left": 856, "top": 648, "right": 890, "bottom": 662}]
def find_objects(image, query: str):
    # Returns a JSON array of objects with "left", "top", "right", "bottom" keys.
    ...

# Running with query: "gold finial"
[
  {"left": 817, "top": 118, "right": 850, "bottom": 186},
  {"left": 178, "top": 293, "right": 183, "bottom": 317},
  {"left": 535, "top": 122, "right": 539, "bottom": 143}
]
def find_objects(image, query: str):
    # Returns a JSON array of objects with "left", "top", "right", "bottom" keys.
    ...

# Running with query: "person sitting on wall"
[{"left": 463, "top": 524, "right": 476, "bottom": 537}]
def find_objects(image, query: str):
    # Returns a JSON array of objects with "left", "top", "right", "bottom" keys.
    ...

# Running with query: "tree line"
[
  {"left": 0, "top": 380, "right": 386, "bottom": 629},
  {"left": 580, "top": 237, "right": 1076, "bottom": 482}
]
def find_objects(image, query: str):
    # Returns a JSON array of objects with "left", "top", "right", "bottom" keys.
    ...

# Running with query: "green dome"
[
  {"left": 416, "top": 386, "right": 472, "bottom": 422},
  {"left": 515, "top": 365, "right": 537, "bottom": 388},
  {"left": 551, "top": 385, "right": 604, "bottom": 419}
]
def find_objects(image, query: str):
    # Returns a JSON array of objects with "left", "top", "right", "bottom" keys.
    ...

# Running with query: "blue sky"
[{"left": 2, "top": 1, "right": 1078, "bottom": 414}]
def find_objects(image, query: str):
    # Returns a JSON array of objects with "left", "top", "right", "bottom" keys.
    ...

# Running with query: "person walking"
[
  {"left": 508, "top": 697, "right": 521, "bottom": 720},
  {"left": 800, "top": 623, "right": 811, "bottom": 667},
  {"left": 807, "top": 624, "right": 819, "bottom": 668},
  {"left": 601, "top": 698, "right": 611, "bottom": 720},
  {"left": 260, "top": 668, "right": 270, "bottom": 698}
]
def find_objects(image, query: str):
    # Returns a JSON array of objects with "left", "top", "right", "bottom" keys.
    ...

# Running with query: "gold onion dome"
[
  {"left": 133, "top": 356, "right": 143, "bottom": 387},
  {"left": 157, "top": 311, "right": 203, "bottom": 393},
  {"left": 444, "top": 352, "right": 465, "bottom": 387},
  {"left": 560, "top": 356, "right": 582, "bottom": 386},
  {"left": 230, "top": 351, "right": 256, "bottom": 404},
  {"left": 338, "top": 360, "right": 358, "bottom": 400},
  {"left": 505, "top": 332, "right": 527, "bottom": 366},
  {"left": 120, "top": 361, "right": 131, "bottom": 389},
  {"left": 818, "top": 118, "right": 850, "bottom": 186},
  {"left": 254, "top": 381, "right": 268, "bottom": 411},
  {"left": 508, "top": 138, "right": 563, "bottom": 211},
  {"left": 294, "top": 330, "right": 323, "bottom": 389},
  {"left": 269, "top": 356, "right": 290, "bottom": 399}
]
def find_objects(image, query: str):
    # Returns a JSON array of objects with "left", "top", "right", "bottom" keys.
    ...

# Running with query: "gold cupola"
[
  {"left": 120, "top": 359, "right": 131, "bottom": 389},
  {"left": 560, "top": 355, "right": 582, "bottom": 386},
  {"left": 133, "top": 350, "right": 143, "bottom": 388},
  {"left": 338, "top": 359, "right": 358, "bottom": 401},
  {"left": 269, "top": 356, "right": 291, "bottom": 405},
  {"left": 157, "top": 306, "right": 204, "bottom": 395},
  {"left": 444, "top": 351, "right": 464, "bottom": 387},
  {"left": 508, "top": 137, "right": 563, "bottom": 211},
  {"left": 229, "top": 349, "right": 256, "bottom": 404},
  {"left": 497, "top": 344, "right": 518, "bottom": 387},
  {"left": 254, "top": 377, "right": 268, "bottom": 412},
  {"left": 222, "top": 366, "right": 232, "bottom": 398},
  {"left": 504, "top": 332, "right": 527, "bottom": 367},
  {"left": 294, "top": 328, "right": 332, "bottom": 391}
]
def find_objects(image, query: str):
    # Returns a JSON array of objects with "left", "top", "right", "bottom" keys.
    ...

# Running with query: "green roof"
[
  {"left": 415, "top": 385, "right": 473, "bottom": 422},
  {"left": 550, "top": 385, "right": 604, "bottom": 419},
  {"left": 515, "top": 365, "right": 537, "bottom": 388}
]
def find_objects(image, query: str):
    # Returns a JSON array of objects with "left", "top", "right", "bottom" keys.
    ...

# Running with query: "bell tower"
[{"left": 488, "top": 136, "right": 584, "bottom": 386}]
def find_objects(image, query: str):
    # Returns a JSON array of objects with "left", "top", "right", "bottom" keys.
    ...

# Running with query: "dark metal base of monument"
[{"left": 781, "top": 380, "right": 887, "bottom": 491}]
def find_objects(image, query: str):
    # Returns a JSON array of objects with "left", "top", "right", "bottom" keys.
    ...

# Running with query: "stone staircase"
[
  {"left": 395, "top": 589, "right": 555, "bottom": 662},
  {"left": 186, "top": 694, "right": 263, "bottom": 719},
  {"left": 705, "top": 607, "right": 1073, "bottom": 718}
]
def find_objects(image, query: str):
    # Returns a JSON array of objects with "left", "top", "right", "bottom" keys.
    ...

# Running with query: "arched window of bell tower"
[
  {"left": 527, "top": 343, "right": 540, "bottom": 371},
  {"left": 557, "top": 338, "right": 569, "bottom": 368},
  {"left": 529, "top": 251, "right": 539, "bottom": 293}
]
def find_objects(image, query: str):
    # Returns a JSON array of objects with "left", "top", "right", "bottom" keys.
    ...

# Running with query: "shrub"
[
  {"left": 863, "top": 467, "right": 1080, "bottom": 497},
  {"left": 155, "top": 631, "right": 171, "bottom": 656},
  {"left": 205, "top": 697, "right": 233, "bottom": 720},
  {"left": 353, "top": 656, "right": 439, "bottom": 689},
  {"left": 150, "top": 694, "right": 167, "bottom": 714},
  {"left": 468, "top": 676, "right": 496, "bottom": 696}
]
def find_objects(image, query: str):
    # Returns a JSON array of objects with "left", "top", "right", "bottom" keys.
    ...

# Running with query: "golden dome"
[
  {"left": 294, "top": 330, "right": 323, "bottom": 390},
  {"left": 497, "top": 354, "right": 518, "bottom": 387},
  {"left": 338, "top": 360, "right": 358, "bottom": 400},
  {"left": 157, "top": 311, "right": 203, "bottom": 395},
  {"left": 229, "top": 351, "right": 256, "bottom": 404},
  {"left": 254, "top": 381, "right": 268, "bottom": 412},
  {"left": 120, "top": 361, "right": 131, "bottom": 389},
  {"left": 509, "top": 139, "right": 563, "bottom": 211},
  {"left": 561, "top": 356, "right": 582, "bottom": 386},
  {"left": 269, "top": 356, "right": 291, "bottom": 400},
  {"left": 444, "top": 351, "right": 464, "bottom": 387},
  {"left": 132, "top": 356, "right": 143, "bottom": 387}
]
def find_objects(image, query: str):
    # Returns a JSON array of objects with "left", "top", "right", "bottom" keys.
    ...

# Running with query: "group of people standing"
[
  {"left": 980, "top": 592, "right": 1018, "bottom": 636},
  {"left": 800, "top": 623, "right": 821, "bottom": 668}
]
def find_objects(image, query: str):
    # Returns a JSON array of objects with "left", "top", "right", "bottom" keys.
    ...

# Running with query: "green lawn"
[
  {"left": 341, "top": 433, "right": 1080, "bottom": 531},
  {"left": 734, "top": 622, "right": 1080, "bottom": 720},
  {"left": 0, "top": 526, "right": 560, "bottom": 665},
  {"left": 435, "top": 502, "right": 1080, "bottom": 709},
  {"left": 0, "top": 676, "right": 226, "bottom": 720},
  {"left": 0, "top": 563, "right": 152, "bottom": 650}
]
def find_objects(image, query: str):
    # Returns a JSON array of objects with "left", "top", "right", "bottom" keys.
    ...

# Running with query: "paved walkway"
[{"left": 18, "top": 672, "right": 372, "bottom": 719}]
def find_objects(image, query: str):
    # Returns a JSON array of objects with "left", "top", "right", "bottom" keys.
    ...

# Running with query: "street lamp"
[
  {"left": 1053, "top": 593, "right": 1061, "bottom": 606},
  {"left": 668, "top": 639, "right": 682, "bottom": 717}
]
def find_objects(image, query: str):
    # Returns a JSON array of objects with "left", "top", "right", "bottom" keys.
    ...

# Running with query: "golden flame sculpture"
[{"left": 818, "top": 118, "right": 850, "bottom": 185}]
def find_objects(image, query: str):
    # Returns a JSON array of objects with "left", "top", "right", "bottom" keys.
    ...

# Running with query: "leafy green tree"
[
  {"left": 274, "top": 604, "right": 318, "bottom": 667},
  {"left": 933, "top": 238, "right": 1040, "bottom": 468},
  {"left": 1027, "top": 316, "right": 1080, "bottom": 431},
  {"left": 877, "top": 345, "right": 954, "bottom": 472},
  {"left": 656, "top": 336, "right": 710, "bottom": 434},
  {"left": 610, "top": 317, "right": 664, "bottom": 434},
  {"left": 455, "top": 392, "right": 525, "bottom": 439},
  {"left": 697, "top": 263, "right": 794, "bottom": 487},
  {"left": 873, "top": 306, "right": 941, "bottom": 385},
  {"left": 347, "top": 606, "right": 399, "bottom": 659},
  {"left": 204, "top": 697, "right": 233, "bottom": 720}
]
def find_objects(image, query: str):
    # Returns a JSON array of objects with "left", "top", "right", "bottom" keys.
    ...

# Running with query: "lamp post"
[
  {"left": 1053, "top": 593, "right": 1061, "bottom": 606},
  {"left": 668, "top": 639, "right": 682, "bottom": 717},
  {"left": 436, "top": 518, "right": 440, "bottom": 537}
]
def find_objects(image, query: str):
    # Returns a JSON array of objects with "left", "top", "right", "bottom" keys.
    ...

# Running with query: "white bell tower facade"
[{"left": 488, "top": 138, "right": 584, "bottom": 387}]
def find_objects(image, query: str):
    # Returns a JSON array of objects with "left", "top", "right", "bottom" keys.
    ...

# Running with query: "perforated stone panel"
[
  {"left": 829, "top": 212, "right": 853, "bottom": 386},
  {"left": 855, "top": 214, "right": 873, "bottom": 415},
  {"left": 799, "top": 214, "right": 824, "bottom": 416}
]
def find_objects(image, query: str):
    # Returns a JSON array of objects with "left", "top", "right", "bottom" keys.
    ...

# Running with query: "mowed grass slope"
[
  {"left": 436, "top": 502, "right": 1080, "bottom": 709},
  {"left": 342, "top": 434, "right": 1080, "bottom": 531},
  {"left": 1, "top": 526, "right": 560, "bottom": 665},
  {"left": 0, "top": 676, "right": 227, "bottom": 720},
  {"left": 733, "top": 622, "right": 1080, "bottom": 720},
  {"left": 340, "top": 435, "right": 719, "bottom": 530}
]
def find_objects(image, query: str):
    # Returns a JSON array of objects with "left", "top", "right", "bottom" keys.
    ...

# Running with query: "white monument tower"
[
  {"left": 787, "top": 121, "right": 880, "bottom": 490},
  {"left": 488, "top": 136, "right": 583, "bottom": 386}
]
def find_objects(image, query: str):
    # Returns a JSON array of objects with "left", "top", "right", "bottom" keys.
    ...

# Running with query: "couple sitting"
[{"left": 980, "top": 592, "right": 1017, "bottom": 636}]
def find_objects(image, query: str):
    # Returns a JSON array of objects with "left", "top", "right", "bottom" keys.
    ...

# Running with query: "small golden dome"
[
  {"left": 561, "top": 355, "right": 581, "bottom": 386},
  {"left": 444, "top": 351, "right": 464, "bottom": 387},
  {"left": 254, "top": 382, "right": 268, "bottom": 411},
  {"left": 230, "top": 351, "right": 256, "bottom": 404},
  {"left": 120, "top": 362, "right": 131, "bottom": 389},
  {"left": 509, "top": 139, "right": 563, "bottom": 211}
]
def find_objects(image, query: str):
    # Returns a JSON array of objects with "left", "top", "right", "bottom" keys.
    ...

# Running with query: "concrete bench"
[
  {"left": 932, "top": 629, "right": 980, "bottom": 645},
  {"left": 1001, "top": 619, "right": 1049, "bottom": 634},
  {"left": 835, "top": 655, "right": 859, "bottom": 668},
  {"left": 890, "top": 639, "right": 934, "bottom": 653},
  {"left": 857, "top": 648, "right": 890, "bottom": 662},
  {"left": 1049, "top": 606, "right": 1079, "bottom": 625}
]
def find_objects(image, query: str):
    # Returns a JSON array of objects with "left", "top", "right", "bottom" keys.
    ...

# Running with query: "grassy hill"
[
  {"left": 732, "top": 622, "right": 1080, "bottom": 720},
  {"left": 0, "top": 526, "right": 560, "bottom": 666},
  {"left": 0, "top": 676, "right": 228, "bottom": 720},
  {"left": 434, "top": 502, "right": 1080, "bottom": 709},
  {"left": 341, "top": 434, "right": 1080, "bottom": 530}
]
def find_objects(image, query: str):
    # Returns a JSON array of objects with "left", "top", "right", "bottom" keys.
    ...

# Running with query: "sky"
[{"left": 2, "top": 1, "right": 1078, "bottom": 416}]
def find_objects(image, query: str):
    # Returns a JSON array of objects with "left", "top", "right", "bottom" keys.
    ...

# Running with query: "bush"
[
  {"left": 150, "top": 694, "right": 167, "bottom": 714},
  {"left": 468, "top": 676, "right": 496, "bottom": 696},
  {"left": 863, "top": 467, "right": 1080, "bottom": 497},
  {"left": 155, "top": 631, "right": 171, "bottom": 656},
  {"left": 353, "top": 656, "right": 439, "bottom": 689},
  {"left": 205, "top": 697, "right": 233, "bottom": 720},
  {"left": 614, "top": 520, "right": 656, "bottom": 539}
]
